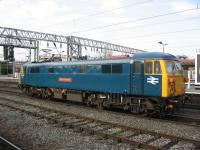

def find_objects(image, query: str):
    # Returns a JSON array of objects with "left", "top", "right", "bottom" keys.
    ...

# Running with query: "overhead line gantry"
[{"left": 0, "top": 26, "right": 145, "bottom": 62}]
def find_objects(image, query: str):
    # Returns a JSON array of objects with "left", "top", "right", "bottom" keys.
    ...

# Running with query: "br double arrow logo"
[{"left": 147, "top": 76, "right": 159, "bottom": 85}]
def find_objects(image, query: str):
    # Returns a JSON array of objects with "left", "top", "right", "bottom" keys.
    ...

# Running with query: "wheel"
[
  {"left": 21, "top": 87, "right": 27, "bottom": 95},
  {"left": 27, "top": 87, "right": 33, "bottom": 97},
  {"left": 154, "top": 105, "right": 166, "bottom": 118},
  {"left": 26, "top": 87, "right": 33, "bottom": 96},
  {"left": 62, "top": 93, "right": 67, "bottom": 100},
  {"left": 130, "top": 104, "right": 140, "bottom": 114},
  {"left": 41, "top": 89, "right": 48, "bottom": 99},
  {"left": 86, "top": 101, "right": 91, "bottom": 107},
  {"left": 97, "top": 102, "right": 103, "bottom": 110}
]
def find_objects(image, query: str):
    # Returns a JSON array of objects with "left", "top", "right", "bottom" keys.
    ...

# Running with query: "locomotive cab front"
[
  {"left": 143, "top": 58, "right": 187, "bottom": 114},
  {"left": 162, "top": 60, "right": 186, "bottom": 98},
  {"left": 161, "top": 59, "right": 187, "bottom": 112}
]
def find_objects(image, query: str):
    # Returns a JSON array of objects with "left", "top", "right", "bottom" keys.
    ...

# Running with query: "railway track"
[
  {"left": 0, "top": 136, "right": 21, "bottom": 150},
  {"left": 0, "top": 96, "right": 199, "bottom": 150},
  {"left": 183, "top": 103, "right": 200, "bottom": 110},
  {"left": 1, "top": 82, "right": 200, "bottom": 110},
  {"left": 0, "top": 88, "right": 200, "bottom": 128}
]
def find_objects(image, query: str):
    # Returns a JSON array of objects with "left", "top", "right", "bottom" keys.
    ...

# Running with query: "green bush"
[{"left": 0, "top": 63, "right": 13, "bottom": 75}]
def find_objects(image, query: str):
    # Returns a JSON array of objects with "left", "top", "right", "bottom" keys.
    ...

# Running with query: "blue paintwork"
[
  {"left": 22, "top": 63, "right": 131, "bottom": 94},
  {"left": 132, "top": 61, "right": 143, "bottom": 95},
  {"left": 133, "top": 52, "right": 177, "bottom": 60},
  {"left": 144, "top": 75, "right": 162, "bottom": 96},
  {"left": 21, "top": 52, "right": 178, "bottom": 97}
]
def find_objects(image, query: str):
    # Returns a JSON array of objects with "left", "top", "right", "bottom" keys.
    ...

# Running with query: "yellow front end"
[{"left": 161, "top": 60, "right": 187, "bottom": 98}]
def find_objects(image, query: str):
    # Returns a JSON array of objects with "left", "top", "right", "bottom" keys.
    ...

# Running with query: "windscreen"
[{"left": 166, "top": 61, "right": 183, "bottom": 75}]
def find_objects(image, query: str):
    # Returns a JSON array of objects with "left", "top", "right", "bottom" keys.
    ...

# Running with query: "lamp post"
[{"left": 158, "top": 41, "right": 168, "bottom": 53}]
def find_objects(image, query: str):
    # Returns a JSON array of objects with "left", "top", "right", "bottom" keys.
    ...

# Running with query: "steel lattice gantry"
[
  {"left": 0, "top": 26, "right": 145, "bottom": 61},
  {"left": 0, "top": 37, "right": 37, "bottom": 49},
  {"left": 0, "top": 37, "right": 38, "bottom": 62}
]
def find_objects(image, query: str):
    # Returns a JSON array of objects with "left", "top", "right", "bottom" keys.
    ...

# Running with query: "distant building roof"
[
  {"left": 107, "top": 55, "right": 129, "bottom": 58},
  {"left": 179, "top": 59, "right": 195, "bottom": 63},
  {"left": 179, "top": 59, "right": 195, "bottom": 69}
]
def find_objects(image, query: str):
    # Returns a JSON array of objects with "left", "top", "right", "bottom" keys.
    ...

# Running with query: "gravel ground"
[
  {"left": 129, "top": 134, "right": 154, "bottom": 143},
  {"left": 4, "top": 93, "right": 199, "bottom": 140},
  {"left": 0, "top": 92, "right": 199, "bottom": 149},
  {"left": 169, "top": 141, "right": 195, "bottom": 150},
  {"left": 149, "top": 137, "right": 171, "bottom": 147},
  {"left": 0, "top": 106, "right": 133, "bottom": 150}
]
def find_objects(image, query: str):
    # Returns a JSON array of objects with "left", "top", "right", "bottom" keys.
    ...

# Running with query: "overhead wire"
[
  {"left": 35, "top": 1, "right": 200, "bottom": 56},
  {"left": 69, "top": 7, "right": 200, "bottom": 35},
  {"left": 107, "top": 28, "right": 200, "bottom": 41},
  {"left": 81, "top": 15, "right": 200, "bottom": 36},
  {"left": 38, "top": 0, "right": 153, "bottom": 29},
  {"left": 142, "top": 44, "right": 200, "bottom": 51}
]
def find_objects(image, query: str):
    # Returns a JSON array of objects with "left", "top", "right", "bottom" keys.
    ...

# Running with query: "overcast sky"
[{"left": 0, "top": 0, "right": 200, "bottom": 60}]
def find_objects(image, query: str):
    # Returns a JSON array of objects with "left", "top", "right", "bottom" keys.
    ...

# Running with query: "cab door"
[
  {"left": 132, "top": 61, "right": 143, "bottom": 95},
  {"left": 144, "top": 60, "right": 162, "bottom": 96}
]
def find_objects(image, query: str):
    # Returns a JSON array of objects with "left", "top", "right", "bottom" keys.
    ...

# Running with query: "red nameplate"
[{"left": 58, "top": 78, "right": 72, "bottom": 83}]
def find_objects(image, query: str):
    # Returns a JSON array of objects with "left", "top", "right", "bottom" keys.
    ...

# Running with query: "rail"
[
  {"left": 0, "top": 96, "right": 199, "bottom": 150},
  {"left": 0, "top": 136, "right": 21, "bottom": 150},
  {"left": 0, "top": 87, "right": 200, "bottom": 127}
]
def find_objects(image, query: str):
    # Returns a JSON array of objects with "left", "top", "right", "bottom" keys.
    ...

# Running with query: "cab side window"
[
  {"left": 145, "top": 62, "right": 152, "bottom": 74},
  {"left": 154, "top": 61, "right": 161, "bottom": 74},
  {"left": 112, "top": 64, "right": 122, "bottom": 73},
  {"left": 102, "top": 65, "right": 111, "bottom": 73},
  {"left": 79, "top": 65, "right": 85, "bottom": 73},
  {"left": 48, "top": 67, "right": 54, "bottom": 73},
  {"left": 30, "top": 67, "right": 40, "bottom": 73},
  {"left": 135, "top": 62, "right": 141, "bottom": 73}
]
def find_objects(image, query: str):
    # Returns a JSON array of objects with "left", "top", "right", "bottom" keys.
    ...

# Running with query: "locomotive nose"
[{"left": 168, "top": 76, "right": 186, "bottom": 96}]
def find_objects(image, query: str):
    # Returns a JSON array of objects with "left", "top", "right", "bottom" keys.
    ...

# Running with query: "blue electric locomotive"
[{"left": 19, "top": 52, "right": 187, "bottom": 115}]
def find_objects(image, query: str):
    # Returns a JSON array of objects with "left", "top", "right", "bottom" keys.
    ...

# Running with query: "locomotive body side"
[
  {"left": 20, "top": 59, "right": 132, "bottom": 95},
  {"left": 19, "top": 52, "right": 187, "bottom": 116}
]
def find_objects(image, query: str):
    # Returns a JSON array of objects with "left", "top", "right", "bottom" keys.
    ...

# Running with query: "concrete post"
[
  {"left": 187, "top": 70, "right": 191, "bottom": 89},
  {"left": 12, "top": 61, "right": 16, "bottom": 78},
  {"left": 34, "top": 49, "right": 36, "bottom": 62},
  {"left": 29, "top": 49, "right": 32, "bottom": 62},
  {"left": 36, "top": 41, "right": 39, "bottom": 61},
  {"left": 67, "top": 43, "right": 71, "bottom": 61}
]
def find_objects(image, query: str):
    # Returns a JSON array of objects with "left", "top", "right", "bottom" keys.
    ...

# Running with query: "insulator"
[{"left": 53, "top": 42, "right": 57, "bottom": 47}]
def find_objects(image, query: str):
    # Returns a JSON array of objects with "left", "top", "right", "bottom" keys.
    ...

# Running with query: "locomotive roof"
[
  {"left": 24, "top": 58, "right": 132, "bottom": 67},
  {"left": 133, "top": 52, "right": 177, "bottom": 59},
  {"left": 24, "top": 52, "right": 177, "bottom": 67}
]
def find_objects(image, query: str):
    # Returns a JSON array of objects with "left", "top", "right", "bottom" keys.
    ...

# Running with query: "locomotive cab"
[
  {"left": 143, "top": 59, "right": 186, "bottom": 98},
  {"left": 143, "top": 58, "right": 186, "bottom": 114},
  {"left": 162, "top": 60, "right": 186, "bottom": 98}
]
